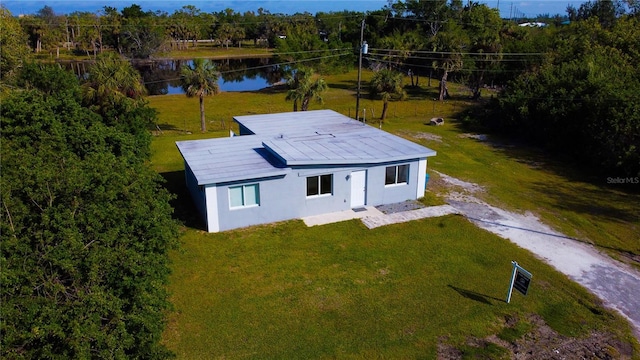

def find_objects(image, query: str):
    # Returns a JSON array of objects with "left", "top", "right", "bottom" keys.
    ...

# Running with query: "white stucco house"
[{"left": 176, "top": 110, "right": 437, "bottom": 232}]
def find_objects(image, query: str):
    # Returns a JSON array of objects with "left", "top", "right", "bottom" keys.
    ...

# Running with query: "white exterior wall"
[
  {"left": 365, "top": 159, "right": 423, "bottom": 206},
  {"left": 203, "top": 160, "right": 426, "bottom": 232},
  {"left": 416, "top": 158, "right": 427, "bottom": 198},
  {"left": 213, "top": 175, "right": 294, "bottom": 232},
  {"left": 205, "top": 185, "right": 219, "bottom": 232}
]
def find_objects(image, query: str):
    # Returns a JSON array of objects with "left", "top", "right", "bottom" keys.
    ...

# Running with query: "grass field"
[
  {"left": 148, "top": 70, "right": 640, "bottom": 358},
  {"left": 155, "top": 41, "right": 274, "bottom": 60},
  {"left": 164, "top": 217, "right": 632, "bottom": 358}
]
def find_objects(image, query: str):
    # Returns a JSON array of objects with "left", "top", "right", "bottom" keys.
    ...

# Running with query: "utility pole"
[
  {"left": 356, "top": 19, "right": 366, "bottom": 121},
  {"left": 510, "top": 2, "right": 513, "bottom": 22}
]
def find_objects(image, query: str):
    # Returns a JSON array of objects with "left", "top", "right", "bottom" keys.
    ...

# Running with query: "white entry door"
[{"left": 350, "top": 170, "right": 366, "bottom": 208}]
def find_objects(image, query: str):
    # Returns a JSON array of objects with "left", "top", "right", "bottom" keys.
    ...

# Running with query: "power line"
[
  {"left": 366, "top": 52, "right": 542, "bottom": 63},
  {"left": 369, "top": 48, "right": 545, "bottom": 56},
  {"left": 363, "top": 55, "right": 530, "bottom": 73},
  {"left": 272, "top": 48, "right": 353, "bottom": 56},
  {"left": 140, "top": 51, "right": 352, "bottom": 86}
]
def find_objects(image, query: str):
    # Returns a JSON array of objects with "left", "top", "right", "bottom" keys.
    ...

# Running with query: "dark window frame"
[
  {"left": 307, "top": 174, "right": 333, "bottom": 197},
  {"left": 385, "top": 164, "right": 409, "bottom": 185}
]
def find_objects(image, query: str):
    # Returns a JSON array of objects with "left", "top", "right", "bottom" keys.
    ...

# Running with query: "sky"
[{"left": 3, "top": 0, "right": 588, "bottom": 18}]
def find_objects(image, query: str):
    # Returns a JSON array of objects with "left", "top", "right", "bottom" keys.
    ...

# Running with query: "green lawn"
[
  {"left": 155, "top": 42, "right": 274, "bottom": 60},
  {"left": 163, "top": 217, "right": 632, "bottom": 358},
  {"left": 148, "top": 71, "right": 640, "bottom": 358}
]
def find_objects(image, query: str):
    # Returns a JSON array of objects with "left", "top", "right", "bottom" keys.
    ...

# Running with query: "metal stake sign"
[{"left": 506, "top": 261, "right": 532, "bottom": 303}]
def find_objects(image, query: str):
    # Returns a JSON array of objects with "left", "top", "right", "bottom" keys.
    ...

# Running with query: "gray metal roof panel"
[
  {"left": 260, "top": 120, "right": 436, "bottom": 165},
  {"left": 178, "top": 110, "right": 436, "bottom": 185},
  {"left": 176, "top": 136, "right": 288, "bottom": 185}
]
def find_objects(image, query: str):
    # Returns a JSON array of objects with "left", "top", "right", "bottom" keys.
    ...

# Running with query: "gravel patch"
[
  {"left": 375, "top": 199, "right": 426, "bottom": 214},
  {"left": 415, "top": 132, "right": 443, "bottom": 142},
  {"left": 433, "top": 171, "right": 484, "bottom": 194},
  {"left": 458, "top": 133, "right": 489, "bottom": 141},
  {"left": 400, "top": 131, "right": 443, "bottom": 143}
]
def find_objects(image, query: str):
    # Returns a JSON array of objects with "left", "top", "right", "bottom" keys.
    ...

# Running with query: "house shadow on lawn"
[
  {"left": 448, "top": 285, "right": 504, "bottom": 305},
  {"left": 160, "top": 170, "right": 206, "bottom": 231}
]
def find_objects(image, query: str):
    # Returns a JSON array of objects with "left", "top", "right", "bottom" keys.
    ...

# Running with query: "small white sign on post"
[{"left": 506, "top": 261, "right": 532, "bottom": 303}]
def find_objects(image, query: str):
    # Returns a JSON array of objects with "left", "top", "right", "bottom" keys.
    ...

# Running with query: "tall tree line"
[
  {"left": 1, "top": 58, "right": 180, "bottom": 358},
  {"left": 477, "top": 14, "right": 640, "bottom": 178}
]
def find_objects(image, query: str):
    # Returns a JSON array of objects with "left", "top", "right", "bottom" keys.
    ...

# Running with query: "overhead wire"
[
  {"left": 367, "top": 51, "right": 543, "bottom": 62},
  {"left": 140, "top": 50, "right": 352, "bottom": 86},
  {"left": 362, "top": 55, "right": 531, "bottom": 73},
  {"left": 368, "top": 48, "right": 545, "bottom": 56}
]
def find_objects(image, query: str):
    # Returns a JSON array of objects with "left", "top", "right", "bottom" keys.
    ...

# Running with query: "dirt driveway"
[{"left": 435, "top": 171, "right": 640, "bottom": 340}]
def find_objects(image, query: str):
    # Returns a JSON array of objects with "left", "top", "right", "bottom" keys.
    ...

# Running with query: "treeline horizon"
[
  {"left": 11, "top": 1, "right": 622, "bottom": 57},
  {"left": 4, "top": 0, "right": 639, "bottom": 173},
  {"left": 4, "top": 1, "right": 639, "bottom": 177}
]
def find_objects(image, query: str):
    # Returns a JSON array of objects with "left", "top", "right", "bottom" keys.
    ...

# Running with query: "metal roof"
[
  {"left": 176, "top": 110, "right": 436, "bottom": 185},
  {"left": 176, "top": 136, "right": 288, "bottom": 185}
]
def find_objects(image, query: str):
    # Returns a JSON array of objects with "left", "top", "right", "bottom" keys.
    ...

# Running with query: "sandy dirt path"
[{"left": 435, "top": 171, "right": 640, "bottom": 339}]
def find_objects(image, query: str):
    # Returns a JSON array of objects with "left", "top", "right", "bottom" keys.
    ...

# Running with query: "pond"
[
  {"left": 163, "top": 73, "right": 281, "bottom": 95},
  {"left": 135, "top": 58, "right": 286, "bottom": 95},
  {"left": 62, "top": 57, "right": 286, "bottom": 95}
]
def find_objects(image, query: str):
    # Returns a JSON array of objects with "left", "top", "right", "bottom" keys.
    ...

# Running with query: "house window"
[
  {"left": 307, "top": 174, "right": 333, "bottom": 197},
  {"left": 229, "top": 184, "right": 260, "bottom": 208},
  {"left": 385, "top": 164, "right": 409, "bottom": 185}
]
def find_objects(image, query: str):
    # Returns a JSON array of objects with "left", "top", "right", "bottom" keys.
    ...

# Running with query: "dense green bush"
[
  {"left": 480, "top": 17, "right": 640, "bottom": 177},
  {"left": 1, "top": 65, "right": 179, "bottom": 358}
]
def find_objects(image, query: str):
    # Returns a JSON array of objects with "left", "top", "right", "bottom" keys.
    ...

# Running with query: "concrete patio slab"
[
  {"left": 361, "top": 205, "right": 460, "bottom": 229},
  {"left": 302, "top": 204, "right": 460, "bottom": 228},
  {"left": 302, "top": 206, "right": 385, "bottom": 227}
]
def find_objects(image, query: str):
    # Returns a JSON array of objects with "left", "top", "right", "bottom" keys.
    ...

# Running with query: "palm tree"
[
  {"left": 369, "top": 69, "right": 406, "bottom": 121},
  {"left": 285, "top": 72, "right": 303, "bottom": 112},
  {"left": 83, "top": 52, "right": 146, "bottom": 110},
  {"left": 285, "top": 68, "right": 327, "bottom": 112},
  {"left": 181, "top": 58, "right": 220, "bottom": 132}
]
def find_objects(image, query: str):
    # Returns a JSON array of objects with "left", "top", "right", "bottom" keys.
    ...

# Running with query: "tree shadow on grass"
[
  {"left": 405, "top": 85, "right": 439, "bottom": 101},
  {"left": 448, "top": 285, "right": 504, "bottom": 305},
  {"left": 529, "top": 180, "right": 639, "bottom": 225},
  {"left": 160, "top": 170, "right": 206, "bottom": 231},
  {"left": 154, "top": 123, "right": 181, "bottom": 132},
  {"left": 328, "top": 79, "right": 358, "bottom": 91},
  {"left": 450, "top": 111, "right": 640, "bottom": 195},
  {"left": 448, "top": 117, "right": 640, "bottom": 256}
]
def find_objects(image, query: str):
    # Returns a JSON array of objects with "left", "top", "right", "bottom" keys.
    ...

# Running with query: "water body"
[
  {"left": 134, "top": 57, "right": 285, "bottom": 95},
  {"left": 62, "top": 57, "right": 285, "bottom": 95},
  {"left": 164, "top": 73, "right": 280, "bottom": 95}
]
